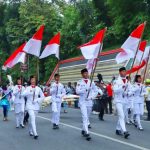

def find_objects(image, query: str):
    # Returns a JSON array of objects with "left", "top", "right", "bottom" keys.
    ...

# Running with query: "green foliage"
[{"left": 0, "top": 0, "right": 150, "bottom": 83}]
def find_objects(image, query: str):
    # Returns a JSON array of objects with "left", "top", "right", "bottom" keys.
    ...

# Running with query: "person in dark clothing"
[{"left": 106, "top": 83, "right": 113, "bottom": 114}]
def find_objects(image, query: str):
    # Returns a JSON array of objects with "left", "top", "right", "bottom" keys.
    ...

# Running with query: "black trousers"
[
  {"left": 98, "top": 99, "right": 107, "bottom": 120},
  {"left": 106, "top": 96, "right": 113, "bottom": 114},
  {"left": 146, "top": 101, "right": 150, "bottom": 120},
  {"left": 2, "top": 105, "right": 8, "bottom": 118}
]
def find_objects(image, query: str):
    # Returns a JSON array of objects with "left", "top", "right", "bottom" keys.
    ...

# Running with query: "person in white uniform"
[
  {"left": 13, "top": 77, "right": 25, "bottom": 128},
  {"left": 76, "top": 68, "right": 98, "bottom": 141},
  {"left": 113, "top": 67, "right": 130, "bottom": 139},
  {"left": 50, "top": 74, "right": 66, "bottom": 129},
  {"left": 22, "top": 75, "right": 44, "bottom": 139},
  {"left": 132, "top": 75, "right": 146, "bottom": 130}
]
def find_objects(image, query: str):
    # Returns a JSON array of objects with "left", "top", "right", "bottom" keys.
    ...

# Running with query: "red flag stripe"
[
  {"left": 4, "top": 43, "right": 26, "bottom": 66},
  {"left": 78, "top": 28, "right": 106, "bottom": 48},
  {"left": 130, "top": 23, "right": 145, "bottom": 39},
  {"left": 139, "top": 40, "right": 147, "bottom": 52},
  {"left": 32, "top": 25, "right": 45, "bottom": 40}
]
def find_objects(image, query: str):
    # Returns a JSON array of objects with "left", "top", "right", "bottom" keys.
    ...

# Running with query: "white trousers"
[
  {"left": 133, "top": 103, "right": 144, "bottom": 128},
  {"left": 116, "top": 103, "right": 127, "bottom": 132},
  {"left": 80, "top": 103, "right": 92, "bottom": 134},
  {"left": 28, "top": 110, "right": 38, "bottom": 136},
  {"left": 14, "top": 103, "right": 25, "bottom": 126},
  {"left": 52, "top": 102, "right": 61, "bottom": 125}
]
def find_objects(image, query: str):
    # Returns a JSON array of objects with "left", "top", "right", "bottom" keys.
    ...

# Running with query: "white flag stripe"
[
  {"left": 40, "top": 44, "right": 59, "bottom": 59},
  {"left": 23, "top": 39, "right": 42, "bottom": 57},
  {"left": 81, "top": 43, "right": 100, "bottom": 59}
]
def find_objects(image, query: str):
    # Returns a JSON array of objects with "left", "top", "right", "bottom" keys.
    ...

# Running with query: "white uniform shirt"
[
  {"left": 132, "top": 83, "right": 146, "bottom": 104},
  {"left": 22, "top": 86, "right": 45, "bottom": 111},
  {"left": 113, "top": 76, "right": 131, "bottom": 103},
  {"left": 50, "top": 82, "right": 66, "bottom": 102},
  {"left": 76, "top": 78, "right": 98, "bottom": 105},
  {"left": 13, "top": 85, "right": 25, "bottom": 104}
]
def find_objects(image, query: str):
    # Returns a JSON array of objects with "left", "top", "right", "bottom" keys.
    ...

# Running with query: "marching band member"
[
  {"left": 13, "top": 77, "right": 25, "bottom": 128},
  {"left": 22, "top": 75, "right": 44, "bottom": 139},
  {"left": 113, "top": 67, "right": 130, "bottom": 139},
  {"left": 76, "top": 68, "right": 98, "bottom": 141},
  {"left": 132, "top": 75, "right": 146, "bottom": 130},
  {"left": 50, "top": 74, "right": 66, "bottom": 129}
]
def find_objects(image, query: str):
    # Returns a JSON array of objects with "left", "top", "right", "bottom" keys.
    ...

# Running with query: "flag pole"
[
  {"left": 129, "top": 21, "right": 146, "bottom": 78},
  {"left": 36, "top": 58, "right": 39, "bottom": 82},
  {"left": 87, "top": 27, "right": 107, "bottom": 98},
  {"left": 142, "top": 47, "right": 150, "bottom": 83}
]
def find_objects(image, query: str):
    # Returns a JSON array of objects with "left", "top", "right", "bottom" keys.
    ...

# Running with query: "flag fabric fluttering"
[
  {"left": 116, "top": 23, "right": 145, "bottom": 64},
  {"left": 2, "top": 43, "right": 26, "bottom": 70},
  {"left": 126, "top": 46, "right": 150, "bottom": 74},
  {"left": 136, "top": 40, "right": 147, "bottom": 62},
  {"left": 78, "top": 28, "right": 106, "bottom": 59},
  {"left": 86, "top": 58, "right": 97, "bottom": 75},
  {"left": 40, "top": 32, "right": 60, "bottom": 59},
  {"left": 23, "top": 25, "right": 45, "bottom": 57}
]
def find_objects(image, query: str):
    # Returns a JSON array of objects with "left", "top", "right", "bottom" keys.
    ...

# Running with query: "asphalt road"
[{"left": 0, "top": 107, "right": 150, "bottom": 150}]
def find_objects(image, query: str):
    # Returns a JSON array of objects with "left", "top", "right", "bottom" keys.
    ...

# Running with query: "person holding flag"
[
  {"left": 113, "top": 67, "right": 130, "bottom": 139},
  {"left": 13, "top": 77, "right": 26, "bottom": 128},
  {"left": 76, "top": 68, "right": 98, "bottom": 141}
]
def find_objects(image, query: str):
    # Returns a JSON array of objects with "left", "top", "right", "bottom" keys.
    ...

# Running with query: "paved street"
[{"left": 0, "top": 107, "right": 150, "bottom": 150}]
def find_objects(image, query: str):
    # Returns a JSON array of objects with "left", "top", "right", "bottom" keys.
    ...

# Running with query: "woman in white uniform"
[
  {"left": 13, "top": 77, "right": 25, "bottom": 128},
  {"left": 132, "top": 75, "right": 146, "bottom": 130},
  {"left": 23, "top": 76, "right": 44, "bottom": 139}
]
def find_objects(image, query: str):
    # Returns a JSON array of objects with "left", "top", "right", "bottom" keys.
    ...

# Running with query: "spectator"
[{"left": 106, "top": 83, "right": 113, "bottom": 114}]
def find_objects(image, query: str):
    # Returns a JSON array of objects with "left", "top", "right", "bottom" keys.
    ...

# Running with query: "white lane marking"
[{"left": 37, "top": 115, "right": 150, "bottom": 150}]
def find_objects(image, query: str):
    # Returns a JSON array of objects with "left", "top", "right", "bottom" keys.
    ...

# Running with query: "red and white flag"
[
  {"left": 116, "top": 23, "right": 145, "bottom": 64},
  {"left": 78, "top": 28, "right": 106, "bottom": 59},
  {"left": 143, "top": 46, "right": 150, "bottom": 62},
  {"left": 136, "top": 40, "right": 147, "bottom": 62},
  {"left": 126, "top": 46, "right": 150, "bottom": 74},
  {"left": 86, "top": 58, "right": 97, "bottom": 75},
  {"left": 40, "top": 32, "right": 60, "bottom": 59},
  {"left": 23, "top": 25, "right": 44, "bottom": 57},
  {"left": 2, "top": 43, "right": 26, "bottom": 70}
]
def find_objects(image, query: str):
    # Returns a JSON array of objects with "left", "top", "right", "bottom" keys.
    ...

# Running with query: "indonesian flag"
[
  {"left": 78, "top": 28, "right": 106, "bottom": 59},
  {"left": 86, "top": 58, "right": 97, "bottom": 75},
  {"left": 136, "top": 40, "right": 147, "bottom": 62},
  {"left": 23, "top": 25, "right": 44, "bottom": 57},
  {"left": 2, "top": 43, "right": 26, "bottom": 70},
  {"left": 126, "top": 46, "right": 150, "bottom": 74},
  {"left": 116, "top": 23, "right": 145, "bottom": 64},
  {"left": 40, "top": 32, "right": 60, "bottom": 59}
]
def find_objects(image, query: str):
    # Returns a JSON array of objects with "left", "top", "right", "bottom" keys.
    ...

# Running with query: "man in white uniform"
[
  {"left": 23, "top": 75, "right": 44, "bottom": 139},
  {"left": 50, "top": 74, "right": 66, "bottom": 129},
  {"left": 113, "top": 67, "right": 130, "bottom": 139},
  {"left": 13, "top": 77, "right": 25, "bottom": 128},
  {"left": 76, "top": 68, "right": 98, "bottom": 141}
]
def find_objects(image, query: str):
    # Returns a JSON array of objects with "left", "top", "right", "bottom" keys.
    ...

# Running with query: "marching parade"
[{"left": 1, "top": 0, "right": 150, "bottom": 150}]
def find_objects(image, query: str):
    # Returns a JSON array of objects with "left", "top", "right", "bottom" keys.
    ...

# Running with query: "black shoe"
[
  {"left": 20, "top": 124, "right": 25, "bottom": 128},
  {"left": 81, "top": 130, "right": 86, "bottom": 136},
  {"left": 16, "top": 126, "right": 19, "bottom": 129},
  {"left": 124, "top": 132, "right": 130, "bottom": 139},
  {"left": 53, "top": 124, "right": 57, "bottom": 129},
  {"left": 88, "top": 125, "right": 92, "bottom": 129},
  {"left": 55, "top": 125, "right": 59, "bottom": 129},
  {"left": 29, "top": 132, "right": 33, "bottom": 136},
  {"left": 85, "top": 134, "right": 91, "bottom": 141},
  {"left": 34, "top": 135, "right": 39, "bottom": 140},
  {"left": 116, "top": 130, "right": 122, "bottom": 135}
]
